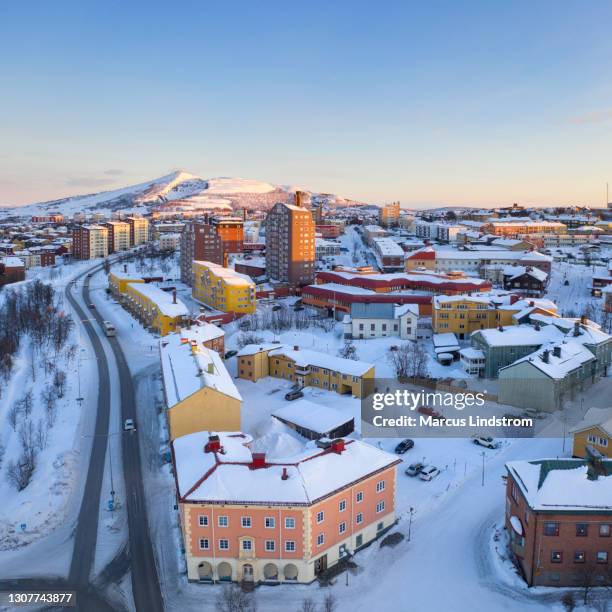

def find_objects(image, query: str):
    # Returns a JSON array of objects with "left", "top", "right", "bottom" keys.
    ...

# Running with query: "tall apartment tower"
[
  {"left": 378, "top": 201, "right": 401, "bottom": 227},
  {"left": 179, "top": 217, "right": 244, "bottom": 285},
  {"left": 104, "top": 220, "right": 131, "bottom": 253},
  {"left": 265, "top": 192, "right": 315, "bottom": 286},
  {"left": 126, "top": 216, "right": 149, "bottom": 246},
  {"left": 72, "top": 225, "right": 109, "bottom": 260}
]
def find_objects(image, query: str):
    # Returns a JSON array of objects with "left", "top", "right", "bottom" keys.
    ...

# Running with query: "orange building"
[{"left": 172, "top": 431, "right": 400, "bottom": 584}]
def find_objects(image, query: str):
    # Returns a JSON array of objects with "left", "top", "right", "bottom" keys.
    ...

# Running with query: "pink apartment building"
[{"left": 171, "top": 431, "right": 401, "bottom": 584}]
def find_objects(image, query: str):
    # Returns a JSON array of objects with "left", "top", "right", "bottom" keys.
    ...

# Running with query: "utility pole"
[
  {"left": 408, "top": 507, "right": 414, "bottom": 542},
  {"left": 481, "top": 451, "right": 486, "bottom": 487}
]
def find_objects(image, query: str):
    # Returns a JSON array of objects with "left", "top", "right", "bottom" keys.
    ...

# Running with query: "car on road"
[
  {"left": 417, "top": 406, "right": 445, "bottom": 420},
  {"left": 419, "top": 465, "right": 441, "bottom": 481},
  {"left": 224, "top": 350, "right": 238, "bottom": 359},
  {"left": 405, "top": 462, "right": 425, "bottom": 477},
  {"left": 285, "top": 389, "right": 304, "bottom": 401},
  {"left": 124, "top": 418, "right": 136, "bottom": 431},
  {"left": 394, "top": 439, "right": 415, "bottom": 454},
  {"left": 89, "top": 303, "right": 96, "bottom": 310},
  {"left": 472, "top": 435, "right": 499, "bottom": 449}
]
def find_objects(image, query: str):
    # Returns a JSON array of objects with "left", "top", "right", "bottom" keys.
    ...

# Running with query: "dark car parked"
[{"left": 394, "top": 439, "right": 415, "bottom": 454}]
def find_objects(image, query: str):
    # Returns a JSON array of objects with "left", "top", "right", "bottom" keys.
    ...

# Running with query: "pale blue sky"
[{"left": 1, "top": 1, "right": 612, "bottom": 207}]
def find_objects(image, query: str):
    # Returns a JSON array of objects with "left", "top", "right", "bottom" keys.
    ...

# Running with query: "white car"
[
  {"left": 419, "top": 465, "right": 440, "bottom": 481},
  {"left": 124, "top": 418, "right": 136, "bottom": 432},
  {"left": 472, "top": 435, "right": 499, "bottom": 449}
]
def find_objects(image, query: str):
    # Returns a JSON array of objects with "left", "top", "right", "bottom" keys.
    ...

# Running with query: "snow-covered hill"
[{"left": 0, "top": 170, "right": 366, "bottom": 219}]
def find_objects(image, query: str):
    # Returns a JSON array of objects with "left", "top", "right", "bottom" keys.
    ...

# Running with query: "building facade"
[
  {"left": 72, "top": 225, "right": 109, "bottom": 260},
  {"left": 105, "top": 221, "right": 131, "bottom": 253},
  {"left": 126, "top": 216, "right": 149, "bottom": 246}
]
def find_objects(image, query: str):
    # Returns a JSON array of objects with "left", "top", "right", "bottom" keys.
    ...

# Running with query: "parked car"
[
  {"left": 124, "top": 418, "right": 136, "bottom": 431},
  {"left": 89, "top": 303, "right": 96, "bottom": 310},
  {"left": 224, "top": 350, "right": 238, "bottom": 359},
  {"left": 417, "top": 406, "right": 444, "bottom": 420},
  {"left": 293, "top": 306, "right": 305, "bottom": 311},
  {"left": 419, "top": 465, "right": 440, "bottom": 481},
  {"left": 394, "top": 439, "right": 415, "bottom": 454},
  {"left": 472, "top": 435, "right": 499, "bottom": 449},
  {"left": 405, "top": 462, "right": 425, "bottom": 477},
  {"left": 272, "top": 305, "right": 282, "bottom": 311},
  {"left": 285, "top": 389, "right": 304, "bottom": 401}
]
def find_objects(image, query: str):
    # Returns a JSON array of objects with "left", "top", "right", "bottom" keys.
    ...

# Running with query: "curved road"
[{"left": 0, "top": 262, "right": 163, "bottom": 612}]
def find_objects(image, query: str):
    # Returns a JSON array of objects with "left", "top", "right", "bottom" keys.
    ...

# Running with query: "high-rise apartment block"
[
  {"left": 265, "top": 193, "right": 315, "bottom": 286},
  {"left": 72, "top": 225, "right": 109, "bottom": 260},
  {"left": 105, "top": 221, "right": 131, "bottom": 253},
  {"left": 126, "top": 216, "right": 149, "bottom": 246}
]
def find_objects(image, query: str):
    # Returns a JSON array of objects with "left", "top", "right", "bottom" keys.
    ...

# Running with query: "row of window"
[
  {"left": 544, "top": 522, "right": 611, "bottom": 537},
  {"left": 550, "top": 551, "right": 608, "bottom": 564},
  {"left": 199, "top": 538, "right": 297, "bottom": 552}
]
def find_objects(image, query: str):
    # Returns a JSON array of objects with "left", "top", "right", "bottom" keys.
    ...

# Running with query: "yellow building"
[
  {"left": 124, "top": 282, "right": 189, "bottom": 336},
  {"left": 570, "top": 408, "right": 612, "bottom": 459},
  {"left": 432, "top": 295, "right": 558, "bottom": 339},
  {"left": 126, "top": 216, "right": 149, "bottom": 246},
  {"left": 378, "top": 201, "right": 401, "bottom": 227},
  {"left": 160, "top": 328, "right": 242, "bottom": 440},
  {"left": 108, "top": 270, "right": 145, "bottom": 297},
  {"left": 237, "top": 343, "right": 375, "bottom": 398},
  {"left": 192, "top": 260, "right": 256, "bottom": 314}
]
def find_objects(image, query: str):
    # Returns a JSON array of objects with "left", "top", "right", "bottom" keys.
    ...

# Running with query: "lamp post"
[
  {"left": 408, "top": 507, "right": 415, "bottom": 542},
  {"left": 481, "top": 451, "right": 486, "bottom": 487}
]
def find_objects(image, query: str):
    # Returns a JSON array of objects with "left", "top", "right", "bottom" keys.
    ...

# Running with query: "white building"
[{"left": 343, "top": 302, "right": 419, "bottom": 340}]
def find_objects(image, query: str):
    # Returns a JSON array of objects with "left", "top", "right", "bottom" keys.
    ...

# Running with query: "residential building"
[
  {"left": 505, "top": 457, "right": 612, "bottom": 587},
  {"left": 159, "top": 232, "right": 181, "bottom": 252},
  {"left": 126, "top": 216, "right": 149, "bottom": 246},
  {"left": 108, "top": 270, "right": 145, "bottom": 298},
  {"left": 459, "top": 347, "right": 486, "bottom": 375},
  {"left": 160, "top": 327, "right": 240, "bottom": 440},
  {"left": 372, "top": 238, "right": 405, "bottom": 272},
  {"left": 0, "top": 256, "right": 26, "bottom": 286},
  {"left": 72, "top": 225, "right": 109, "bottom": 260},
  {"left": 570, "top": 408, "right": 612, "bottom": 459},
  {"left": 378, "top": 202, "right": 401, "bottom": 227},
  {"left": 123, "top": 283, "right": 189, "bottom": 336},
  {"left": 502, "top": 266, "right": 548, "bottom": 297},
  {"left": 343, "top": 302, "right": 419, "bottom": 340},
  {"left": 104, "top": 221, "right": 131, "bottom": 253},
  {"left": 485, "top": 220, "right": 567, "bottom": 236},
  {"left": 265, "top": 196, "right": 315, "bottom": 286},
  {"left": 236, "top": 344, "right": 375, "bottom": 398},
  {"left": 173, "top": 431, "right": 400, "bottom": 583},
  {"left": 272, "top": 399, "right": 354, "bottom": 440},
  {"left": 192, "top": 260, "right": 256, "bottom": 315}
]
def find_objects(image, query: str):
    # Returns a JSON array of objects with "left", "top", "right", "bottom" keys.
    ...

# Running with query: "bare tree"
[
  {"left": 338, "top": 340, "right": 358, "bottom": 361},
  {"left": 298, "top": 598, "right": 317, "bottom": 612},
  {"left": 322, "top": 594, "right": 337, "bottom": 612},
  {"left": 388, "top": 341, "right": 429, "bottom": 380},
  {"left": 7, "top": 404, "right": 20, "bottom": 431},
  {"left": 53, "top": 369, "right": 67, "bottom": 398},
  {"left": 215, "top": 583, "right": 257, "bottom": 612}
]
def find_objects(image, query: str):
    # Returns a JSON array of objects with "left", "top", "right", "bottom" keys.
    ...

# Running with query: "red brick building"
[
  {"left": 0, "top": 257, "right": 26, "bottom": 286},
  {"left": 505, "top": 457, "right": 612, "bottom": 587}
]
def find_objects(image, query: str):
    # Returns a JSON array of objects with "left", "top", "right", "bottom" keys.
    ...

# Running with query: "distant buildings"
[
  {"left": 265, "top": 194, "right": 315, "bottom": 286},
  {"left": 172, "top": 431, "right": 400, "bottom": 583},
  {"left": 160, "top": 327, "right": 240, "bottom": 440},
  {"left": 192, "top": 260, "right": 256, "bottom": 315},
  {"left": 237, "top": 343, "right": 375, "bottom": 398},
  {"left": 502, "top": 265, "right": 548, "bottom": 297},
  {"left": 570, "top": 408, "right": 612, "bottom": 459},
  {"left": 0, "top": 256, "right": 26, "bottom": 286},
  {"left": 378, "top": 201, "right": 401, "bottom": 227},
  {"left": 126, "top": 216, "right": 149, "bottom": 246},
  {"left": 505, "top": 457, "right": 612, "bottom": 587},
  {"left": 105, "top": 220, "right": 131, "bottom": 253},
  {"left": 72, "top": 225, "right": 109, "bottom": 260}
]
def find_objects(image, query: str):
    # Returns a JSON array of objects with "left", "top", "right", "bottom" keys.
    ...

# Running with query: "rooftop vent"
[
  {"left": 251, "top": 452, "right": 266, "bottom": 469},
  {"left": 541, "top": 349, "right": 550, "bottom": 364},
  {"left": 281, "top": 467, "right": 289, "bottom": 480},
  {"left": 293, "top": 345, "right": 299, "bottom": 351},
  {"left": 204, "top": 434, "right": 221, "bottom": 453},
  {"left": 553, "top": 346, "right": 561, "bottom": 358},
  {"left": 573, "top": 321, "right": 581, "bottom": 337},
  {"left": 331, "top": 439, "right": 345, "bottom": 454},
  {"left": 316, "top": 439, "right": 332, "bottom": 450}
]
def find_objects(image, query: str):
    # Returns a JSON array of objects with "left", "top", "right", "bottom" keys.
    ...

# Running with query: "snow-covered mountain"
[{"left": 0, "top": 170, "right": 365, "bottom": 219}]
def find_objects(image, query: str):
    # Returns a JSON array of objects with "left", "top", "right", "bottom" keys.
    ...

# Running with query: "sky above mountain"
[{"left": 2, "top": 0, "right": 612, "bottom": 208}]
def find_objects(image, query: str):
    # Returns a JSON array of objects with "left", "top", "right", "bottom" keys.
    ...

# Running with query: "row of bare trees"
[
  {"left": 215, "top": 584, "right": 338, "bottom": 612},
  {"left": 238, "top": 306, "right": 335, "bottom": 335}
]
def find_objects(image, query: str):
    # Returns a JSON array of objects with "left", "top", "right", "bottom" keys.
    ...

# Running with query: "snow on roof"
[
  {"left": 503, "top": 265, "right": 548, "bottom": 282},
  {"left": 394, "top": 303, "right": 419, "bottom": 318},
  {"left": 373, "top": 237, "right": 404, "bottom": 256},
  {"left": 321, "top": 270, "right": 488, "bottom": 287},
  {"left": 160, "top": 329, "right": 241, "bottom": 408},
  {"left": 433, "top": 294, "right": 491, "bottom": 307},
  {"left": 434, "top": 249, "right": 552, "bottom": 262},
  {"left": 172, "top": 430, "right": 399, "bottom": 505},
  {"left": 459, "top": 348, "right": 485, "bottom": 360},
  {"left": 193, "top": 260, "right": 255, "bottom": 287},
  {"left": 236, "top": 342, "right": 282, "bottom": 357},
  {"left": 570, "top": 407, "right": 612, "bottom": 437},
  {"left": 127, "top": 283, "right": 189, "bottom": 317},
  {"left": 268, "top": 345, "right": 375, "bottom": 377},
  {"left": 506, "top": 459, "right": 612, "bottom": 512},
  {"left": 1, "top": 256, "right": 25, "bottom": 267},
  {"left": 474, "top": 324, "right": 564, "bottom": 347},
  {"left": 433, "top": 332, "right": 459, "bottom": 348},
  {"left": 272, "top": 399, "right": 353, "bottom": 434}
]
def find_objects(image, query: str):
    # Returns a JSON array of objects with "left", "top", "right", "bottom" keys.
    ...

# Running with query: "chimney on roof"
[
  {"left": 281, "top": 467, "right": 289, "bottom": 480},
  {"left": 295, "top": 191, "right": 304, "bottom": 208},
  {"left": 251, "top": 452, "right": 266, "bottom": 470},
  {"left": 172, "top": 289, "right": 177, "bottom": 304},
  {"left": 498, "top": 325, "right": 504, "bottom": 332},
  {"left": 331, "top": 439, "right": 345, "bottom": 454},
  {"left": 529, "top": 300, "right": 535, "bottom": 307},
  {"left": 580, "top": 314, "right": 587, "bottom": 325},
  {"left": 293, "top": 345, "right": 299, "bottom": 351},
  {"left": 574, "top": 321, "right": 581, "bottom": 337},
  {"left": 534, "top": 321, "right": 541, "bottom": 331},
  {"left": 553, "top": 345, "right": 561, "bottom": 358},
  {"left": 204, "top": 434, "right": 222, "bottom": 453},
  {"left": 542, "top": 349, "right": 550, "bottom": 363}
]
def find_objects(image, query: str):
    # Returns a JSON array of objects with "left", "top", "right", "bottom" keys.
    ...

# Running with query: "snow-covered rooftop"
[
  {"left": 127, "top": 283, "right": 189, "bottom": 317},
  {"left": 570, "top": 407, "right": 612, "bottom": 437},
  {"left": 272, "top": 399, "right": 353, "bottom": 434},
  {"left": 268, "top": 345, "right": 375, "bottom": 377},
  {"left": 193, "top": 260, "right": 255, "bottom": 287},
  {"left": 473, "top": 324, "right": 564, "bottom": 347}
]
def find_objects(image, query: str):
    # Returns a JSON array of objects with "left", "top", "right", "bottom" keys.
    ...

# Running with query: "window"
[
  {"left": 511, "top": 482, "right": 519, "bottom": 504},
  {"left": 265, "top": 517, "right": 275, "bottom": 529},
  {"left": 600, "top": 524, "right": 611, "bottom": 537},
  {"left": 339, "top": 500, "right": 346, "bottom": 512},
  {"left": 377, "top": 522, "right": 384, "bottom": 531},
  {"left": 574, "top": 551, "right": 586, "bottom": 563},
  {"left": 242, "top": 539, "right": 253, "bottom": 551},
  {"left": 265, "top": 540, "right": 275, "bottom": 552},
  {"left": 524, "top": 511, "right": 529, "bottom": 526},
  {"left": 218, "top": 516, "right": 228, "bottom": 527},
  {"left": 551, "top": 551, "right": 562, "bottom": 563},
  {"left": 199, "top": 538, "right": 209, "bottom": 550},
  {"left": 285, "top": 517, "right": 295, "bottom": 529},
  {"left": 316, "top": 511, "right": 325, "bottom": 524},
  {"left": 356, "top": 491, "right": 363, "bottom": 503},
  {"left": 241, "top": 516, "right": 252, "bottom": 528},
  {"left": 597, "top": 551, "right": 608, "bottom": 564},
  {"left": 198, "top": 515, "right": 209, "bottom": 527},
  {"left": 376, "top": 480, "right": 385, "bottom": 493},
  {"left": 285, "top": 540, "right": 296, "bottom": 552},
  {"left": 376, "top": 501, "right": 385, "bottom": 513},
  {"left": 356, "top": 512, "right": 363, "bottom": 525},
  {"left": 544, "top": 522, "right": 559, "bottom": 536},
  {"left": 576, "top": 523, "right": 588, "bottom": 537},
  {"left": 339, "top": 522, "right": 346, "bottom": 534},
  {"left": 316, "top": 533, "right": 324, "bottom": 546},
  {"left": 219, "top": 539, "right": 229, "bottom": 550},
  {"left": 356, "top": 534, "right": 363, "bottom": 548}
]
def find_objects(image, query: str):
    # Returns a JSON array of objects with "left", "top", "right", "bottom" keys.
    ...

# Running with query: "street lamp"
[
  {"left": 481, "top": 451, "right": 486, "bottom": 487},
  {"left": 408, "top": 507, "right": 415, "bottom": 542}
]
